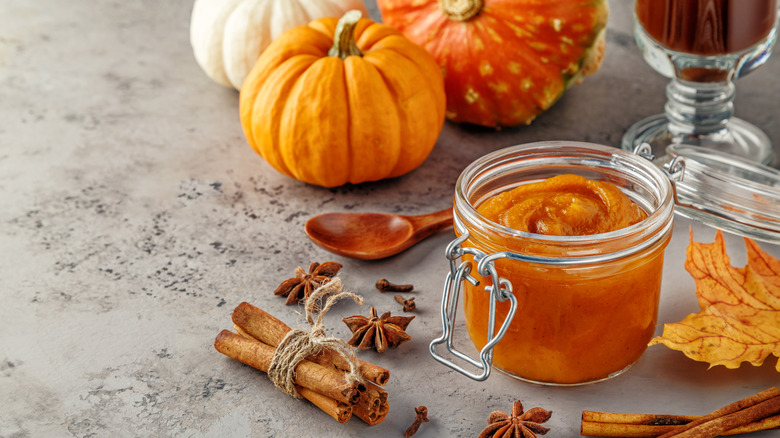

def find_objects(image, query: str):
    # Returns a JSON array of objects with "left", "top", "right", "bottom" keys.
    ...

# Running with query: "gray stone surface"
[{"left": 2, "top": 1, "right": 779, "bottom": 437}]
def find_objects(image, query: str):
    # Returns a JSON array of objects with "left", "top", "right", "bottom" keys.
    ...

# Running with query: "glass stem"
[{"left": 664, "top": 79, "right": 735, "bottom": 138}]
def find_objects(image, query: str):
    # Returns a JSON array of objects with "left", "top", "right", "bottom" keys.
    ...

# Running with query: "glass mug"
[{"left": 622, "top": 0, "right": 779, "bottom": 164}]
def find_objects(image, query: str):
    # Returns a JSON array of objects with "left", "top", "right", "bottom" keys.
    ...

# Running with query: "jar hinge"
[
  {"left": 429, "top": 229, "right": 518, "bottom": 381},
  {"left": 633, "top": 142, "right": 690, "bottom": 207}
]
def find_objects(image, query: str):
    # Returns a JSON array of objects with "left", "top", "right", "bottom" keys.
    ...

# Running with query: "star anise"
[
  {"left": 342, "top": 307, "right": 414, "bottom": 353},
  {"left": 273, "top": 261, "right": 342, "bottom": 305},
  {"left": 478, "top": 401, "right": 552, "bottom": 438}
]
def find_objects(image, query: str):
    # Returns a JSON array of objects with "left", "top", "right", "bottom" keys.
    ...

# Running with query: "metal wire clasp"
[
  {"left": 428, "top": 228, "right": 518, "bottom": 381},
  {"left": 632, "top": 142, "right": 687, "bottom": 202}
]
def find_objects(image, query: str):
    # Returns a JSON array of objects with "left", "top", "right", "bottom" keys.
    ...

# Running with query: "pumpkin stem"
[
  {"left": 439, "top": 0, "right": 483, "bottom": 21},
  {"left": 328, "top": 10, "right": 363, "bottom": 59}
]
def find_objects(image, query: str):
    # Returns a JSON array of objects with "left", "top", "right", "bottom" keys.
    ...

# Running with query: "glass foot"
[{"left": 621, "top": 113, "right": 773, "bottom": 165}]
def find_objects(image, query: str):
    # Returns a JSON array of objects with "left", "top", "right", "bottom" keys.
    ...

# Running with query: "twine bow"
[{"left": 267, "top": 277, "right": 365, "bottom": 398}]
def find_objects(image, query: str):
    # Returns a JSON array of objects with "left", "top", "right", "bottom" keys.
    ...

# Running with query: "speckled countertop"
[{"left": 2, "top": 1, "right": 779, "bottom": 437}]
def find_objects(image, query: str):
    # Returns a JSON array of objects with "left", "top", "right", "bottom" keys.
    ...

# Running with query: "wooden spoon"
[{"left": 304, "top": 208, "right": 454, "bottom": 260}]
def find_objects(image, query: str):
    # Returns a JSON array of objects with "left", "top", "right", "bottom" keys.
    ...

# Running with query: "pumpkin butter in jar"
[
  {"left": 477, "top": 174, "right": 647, "bottom": 236},
  {"left": 452, "top": 143, "right": 675, "bottom": 385}
]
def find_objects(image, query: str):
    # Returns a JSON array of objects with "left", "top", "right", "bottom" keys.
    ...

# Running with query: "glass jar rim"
[{"left": 454, "top": 141, "right": 675, "bottom": 262}]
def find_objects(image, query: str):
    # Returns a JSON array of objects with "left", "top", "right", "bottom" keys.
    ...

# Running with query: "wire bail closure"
[
  {"left": 632, "top": 142, "right": 686, "bottom": 182},
  {"left": 429, "top": 217, "right": 518, "bottom": 381},
  {"left": 633, "top": 142, "right": 691, "bottom": 205}
]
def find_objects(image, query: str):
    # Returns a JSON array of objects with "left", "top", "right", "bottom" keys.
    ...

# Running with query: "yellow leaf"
[{"left": 649, "top": 230, "right": 780, "bottom": 371}]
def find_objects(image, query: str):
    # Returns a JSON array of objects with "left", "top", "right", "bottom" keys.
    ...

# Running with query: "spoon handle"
[{"left": 408, "top": 208, "right": 454, "bottom": 238}]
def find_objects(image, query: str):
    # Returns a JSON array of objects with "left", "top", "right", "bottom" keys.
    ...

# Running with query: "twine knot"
[{"left": 267, "top": 277, "right": 364, "bottom": 398}]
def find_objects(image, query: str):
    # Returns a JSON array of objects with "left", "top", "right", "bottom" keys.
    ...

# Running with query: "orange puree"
[
  {"left": 477, "top": 174, "right": 647, "bottom": 235},
  {"left": 463, "top": 174, "right": 666, "bottom": 384}
]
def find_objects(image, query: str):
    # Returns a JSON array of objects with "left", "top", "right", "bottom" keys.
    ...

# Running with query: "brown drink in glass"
[
  {"left": 623, "top": 0, "right": 779, "bottom": 163},
  {"left": 636, "top": 0, "right": 777, "bottom": 56}
]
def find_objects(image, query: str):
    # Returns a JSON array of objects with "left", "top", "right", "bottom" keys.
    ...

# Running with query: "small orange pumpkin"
[
  {"left": 239, "top": 11, "right": 446, "bottom": 187},
  {"left": 377, "top": 0, "right": 609, "bottom": 128}
]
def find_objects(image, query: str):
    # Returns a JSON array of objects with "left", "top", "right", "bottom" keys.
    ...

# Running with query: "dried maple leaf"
[{"left": 649, "top": 230, "right": 780, "bottom": 371}]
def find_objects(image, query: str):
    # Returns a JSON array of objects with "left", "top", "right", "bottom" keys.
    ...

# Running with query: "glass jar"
[{"left": 429, "top": 141, "right": 676, "bottom": 385}]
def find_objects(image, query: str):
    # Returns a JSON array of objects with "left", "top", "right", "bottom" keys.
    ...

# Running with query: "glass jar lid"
[{"left": 654, "top": 144, "right": 780, "bottom": 243}]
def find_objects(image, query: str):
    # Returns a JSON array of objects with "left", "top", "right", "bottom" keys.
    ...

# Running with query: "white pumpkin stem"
[
  {"left": 439, "top": 0, "right": 483, "bottom": 22},
  {"left": 328, "top": 10, "right": 363, "bottom": 59}
]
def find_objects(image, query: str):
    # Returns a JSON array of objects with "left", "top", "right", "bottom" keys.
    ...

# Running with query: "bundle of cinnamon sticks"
[
  {"left": 581, "top": 387, "right": 780, "bottom": 437},
  {"left": 214, "top": 302, "right": 390, "bottom": 425}
]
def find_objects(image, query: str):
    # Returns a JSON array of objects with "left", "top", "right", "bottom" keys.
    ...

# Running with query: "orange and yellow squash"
[
  {"left": 376, "top": 0, "right": 609, "bottom": 128},
  {"left": 239, "top": 11, "right": 446, "bottom": 187}
]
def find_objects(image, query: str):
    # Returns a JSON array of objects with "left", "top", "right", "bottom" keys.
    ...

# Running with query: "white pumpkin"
[{"left": 190, "top": 0, "right": 369, "bottom": 89}]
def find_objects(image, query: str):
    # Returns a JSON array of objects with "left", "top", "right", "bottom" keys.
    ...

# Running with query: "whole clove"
[
  {"left": 405, "top": 405, "right": 429, "bottom": 437},
  {"left": 375, "top": 278, "right": 414, "bottom": 293},
  {"left": 394, "top": 295, "right": 416, "bottom": 312}
]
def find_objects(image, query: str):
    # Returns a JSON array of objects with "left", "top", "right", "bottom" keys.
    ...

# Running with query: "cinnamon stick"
[
  {"left": 296, "top": 385, "right": 352, "bottom": 424},
  {"left": 581, "top": 415, "right": 780, "bottom": 437},
  {"left": 218, "top": 329, "right": 352, "bottom": 422},
  {"left": 214, "top": 330, "right": 362, "bottom": 405},
  {"left": 581, "top": 412, "right": 697, "bottom": 437},
  {"left": 346, "top": 379, "right": 387, "bottom": 425},
  {"left": 583, "top": 411, "right": 698, "bottom": 425},
  {"left": 354, "top": 395, "right": 390, "bottom": 425},
  {"left": 359, "top": 380, "right": 388, "bottom": 413},
  {"left": 581, "top": 388, "right": 780, "bottom": 437},
  {"left": 232, "top": 301, "right": 390, "bottom": 385},
  {"left": 658, "top": 388, "right": 780, "bottom": 438},
  {"left": 581, "top": 421, "right": 681, "bottom": 438},
  {"left": 665, "top": 396, "right": 780, "bottom": 438},
  {"left": 343, "top": 379, "right": 388, "bottom": 425},
  {"left": 354, "top": 400, "right": 389, "bottom": 426}
]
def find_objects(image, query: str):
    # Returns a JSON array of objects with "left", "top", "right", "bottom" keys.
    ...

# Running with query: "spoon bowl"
[{"left": 305, "top": 209, "right": 454, "bottom": 260}]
